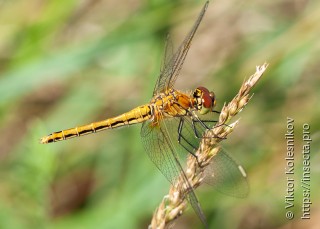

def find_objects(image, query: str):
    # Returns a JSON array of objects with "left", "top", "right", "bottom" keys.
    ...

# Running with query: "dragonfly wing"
[
  {"left": 174, "top": 112, "right": 249, "bottom": 198},
  {"left": 141, "top": 120, "right": 180, "bottom": 184},
  {"left": 153, "top": 34, "right": 174, "bottom": 95},
  {"left": 177, "top": 111, "right": 217, "bottom": 153},
  {"left": 140, "top": 118, "right": 208, "bottom": 227},
  {"left": 159, "top": 34, "right": 174, "bottom": 76},
  {"left": 141, "top": 114, "right": 212, "bottom": 180},
  {"left": 203, "top": 148, "right": 249, "bottom": 198},
  {"left": 153, "top": 1, "right": 209, "bottom": 95}
]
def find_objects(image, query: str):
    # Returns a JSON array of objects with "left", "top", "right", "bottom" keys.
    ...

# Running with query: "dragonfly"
[{"left": 41, "top": 1, "right": 248, "bottom": 227}]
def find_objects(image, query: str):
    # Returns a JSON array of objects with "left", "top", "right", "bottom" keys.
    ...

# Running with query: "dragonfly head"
[{"left": 193, "top": 86, "right": 216, "bottom": 115}]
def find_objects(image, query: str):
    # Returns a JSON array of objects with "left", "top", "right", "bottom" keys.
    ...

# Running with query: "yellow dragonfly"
[{"left": 41, "top": 1, "right": 248, "bottom": 227}]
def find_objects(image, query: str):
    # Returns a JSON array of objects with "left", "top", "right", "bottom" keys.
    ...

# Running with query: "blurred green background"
[{"left": 0, "top": 0, "right": 319, "bottom": 228}]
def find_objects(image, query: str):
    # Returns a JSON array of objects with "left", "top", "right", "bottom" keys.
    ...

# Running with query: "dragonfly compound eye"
[{"left": 194, "top": 86, "right": 216, "bottom": 115}]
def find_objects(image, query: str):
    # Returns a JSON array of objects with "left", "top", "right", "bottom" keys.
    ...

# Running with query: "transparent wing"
[
  {"left": 176, "top": 112, "right": 249, "bottom": 198},
  {"left": 140, "top": 111, "right": 248, "bottom": 226},
  {"left": 159, "top": 34, "right": 174, "bottom": 75},
  {"left": 140, "top": 118, "right": 207, "bottom": 226},
  {"left": 141, "top": 120, "right": 180, "bottom": 184},
  {"left": 153, "top": 1, "right": 209, "bottom": 95},
  {"left": 203, "top": 148, "right": 249, "bottom": 198},
  {"left": 141, "top": 111, "right": 218, "bottom": 181}
]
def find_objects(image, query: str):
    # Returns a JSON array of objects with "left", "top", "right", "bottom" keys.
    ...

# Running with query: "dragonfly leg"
[
  {"left": 188, "top": 111, "right": 230, "bottom": 140},
  {"left": 190, "top": 111, "right": 225, "bottom": 135},
  {"left": 189, "top": 113, "right": 219, "bottom": 139},
  {"left": 178, "top": 118, "right": 198, "bottom": 152},
  {"left": 191, "top": 119, "right": 211, "bottom": 138},
  {"left": 192, "top": 112, "right": 211, "bottom": 130},
  {"left": 177, "top": 118, "right": 204, "bottom": 166}
]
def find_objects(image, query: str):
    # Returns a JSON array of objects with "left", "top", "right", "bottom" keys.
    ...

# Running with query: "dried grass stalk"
[{"left": 149, "top": 63, "right": 269, "bottom": 229}]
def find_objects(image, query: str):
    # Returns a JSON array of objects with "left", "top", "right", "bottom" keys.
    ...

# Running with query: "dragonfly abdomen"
[{"left": 40, "top": 105, "right": 152, "bottom": 144}]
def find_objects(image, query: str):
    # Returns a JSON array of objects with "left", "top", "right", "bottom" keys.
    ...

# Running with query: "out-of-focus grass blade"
[{"left": 0, "top": 3, "right": 174, "bottom": 105}]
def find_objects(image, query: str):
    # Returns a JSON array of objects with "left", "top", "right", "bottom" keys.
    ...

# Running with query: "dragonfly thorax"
[
  {"left": 149, "top": 88, "right": 195, "bottom": 121},
  {"left": 192, "top": 86, "right": 216, "bottom": 115}
]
